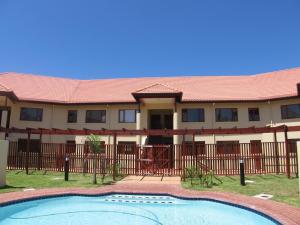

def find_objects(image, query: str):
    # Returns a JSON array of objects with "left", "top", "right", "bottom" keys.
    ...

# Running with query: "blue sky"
[{"left": 0, "top": 0, "right": 299, "bottom": 79}]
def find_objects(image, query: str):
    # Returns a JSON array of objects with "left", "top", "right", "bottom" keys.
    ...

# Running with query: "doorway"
[{"left": 148, "top": 109, "right": 173, "bottom": 145}]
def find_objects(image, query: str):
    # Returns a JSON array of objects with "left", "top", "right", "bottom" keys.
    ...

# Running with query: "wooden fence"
[{"left": 7, "top": 142, "right": 298, "bottom": 177}]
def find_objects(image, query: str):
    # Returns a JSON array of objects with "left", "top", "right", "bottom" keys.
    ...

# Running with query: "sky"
[{"left": 0, "top": 0, "right": 299, "bottom": 79}]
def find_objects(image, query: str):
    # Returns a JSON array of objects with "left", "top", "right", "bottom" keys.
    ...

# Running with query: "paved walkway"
[
  {"left": 0, "top": 182, "right": 299, "bottom": 225},
  {"left": 116, "top": 175, "right": 181, "bottom": 185}
]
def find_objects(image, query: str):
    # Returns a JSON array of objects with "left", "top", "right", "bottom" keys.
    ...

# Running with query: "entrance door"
[
  {"left": 148, "top": 109, "right": 173, "bottom": 145},
  {"left": 250, "top": 140, "right": 262, "bottom": 170}
]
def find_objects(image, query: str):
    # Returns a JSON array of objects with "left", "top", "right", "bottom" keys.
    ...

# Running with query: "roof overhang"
[
  {"left": 0, "top": 90, "right": 18, "bottom": 102},
  {"left": 132, "top": 92, "right": 182, "bottom": 103}
]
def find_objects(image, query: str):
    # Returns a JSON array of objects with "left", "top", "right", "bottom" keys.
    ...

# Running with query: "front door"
[
  {"left": 250, "top": 140, "right": 262, "bottom": 170},
  {"left": 148, "top": 109, "right": 173, "bottom": 145}
]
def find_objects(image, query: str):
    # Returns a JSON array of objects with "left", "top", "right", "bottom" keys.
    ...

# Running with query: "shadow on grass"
[{"left": 0, "top": 185, "right": 25, "bottom": 190}]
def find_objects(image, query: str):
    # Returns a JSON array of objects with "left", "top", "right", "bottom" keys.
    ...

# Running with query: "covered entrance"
[{"left": 148, "top": 109, "right": 173, "bottom": 145}]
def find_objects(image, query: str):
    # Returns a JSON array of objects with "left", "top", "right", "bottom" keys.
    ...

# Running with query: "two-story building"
[{"left": 1, "top": 67, "right": 300, "bottom": 147}]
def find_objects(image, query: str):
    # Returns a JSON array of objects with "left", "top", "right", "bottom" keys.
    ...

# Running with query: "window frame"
[
  {"left": 20, "top": 107, "right": 43, "bottom": 122},
  {"left": 215, "top": 108, "right": 238, "bottom": 122},
  {"left": 117, "top": 141, "right": 136, "bottom": 154},
  {"left": 216, "top": 141, "right": 240, "bottom": 154},
  {"left": 67, "top": 110, "right": 78, "bottom": 123},
  {"left": 18, "top": 139, "right": 41, "bottom": 153},
  {"left": 248, "top": 108, "right": 260, "bottom": 121},
  {"left": 85, "top": 110, "right": 106, "bottom": 123},
  {"left": 281, "top": 104, "right": 300, "bottom": 119},
  {"left": 183, "top": 141, "right": 206, "bottom": 155},
  {"left": 182, "top": 108, "right": 205, "bottom": 122},
  {"left": 119, "top": 109, "right": 136, "bottom": 123}
]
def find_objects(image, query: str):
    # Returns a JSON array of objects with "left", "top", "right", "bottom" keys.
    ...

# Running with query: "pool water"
[{"left": 0, "top": 194, "right": 280, "bottom": 225}]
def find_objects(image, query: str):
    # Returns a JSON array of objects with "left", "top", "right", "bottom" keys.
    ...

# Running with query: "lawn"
[
  {"left": 0, "top": 170, "right": 122, "bottom": 193},
  {"left": 182, "top": 174, "right": 300, "bottom": 208}
]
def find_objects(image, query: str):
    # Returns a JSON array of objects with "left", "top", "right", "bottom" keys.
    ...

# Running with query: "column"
[
  {"left": 136, "top": 106, "right": 141, "bottom": 145},
  {"left": 173, "top": 102, "right": 180, "bottom": 169},
  {"left": 0, "top": 110, "right": 7, "bottom": 140}
]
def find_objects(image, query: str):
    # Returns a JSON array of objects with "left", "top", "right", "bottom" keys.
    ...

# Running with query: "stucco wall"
[
  {"left": 3, "top": 98, "right": 300, "bottom": 144},
  {"left": 0, "top": 140, "right": 8, "bottom": 187}
]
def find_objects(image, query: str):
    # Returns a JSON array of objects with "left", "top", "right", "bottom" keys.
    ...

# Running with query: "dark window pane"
[
  {"left": 86, "top": 110, "right": 106, "bottom": 123},
  {"left": 119, "top": 110, "right": 136, "bottom": 123},
  {"left": 117, "top": 141, "right": 136, "bottom": 154},
  {"left": 183, "top": 141, "right": 205, "bottom": 155},
  {"left": 287, "top": 139, "right": 300, "bottom": 153},
  {"left": 67, "top": 110, "right": 77, "bottom": 123},
  {"left": 248, "top": 108, "right": 260, "bottom": 121},
  {"left": 216, "top": 141, "right": 240, "bottom": 154},
  {"left": 182, "top": 108, "right": 204, "bottom": 122},
  {"left": 20, "top": 108, "right": 43, "bottom": 121},
  {"left": 66, "top": 140, "right": 76, "bottom": 154},
  {"left": 215, "top": 108, "right": 238, "bottom": 122},
  {"left": 281, "top": 104, "right": 300, "bottom": 119},
  {"left": 18, "top": 139, "right": 41, "bottom": 153}
]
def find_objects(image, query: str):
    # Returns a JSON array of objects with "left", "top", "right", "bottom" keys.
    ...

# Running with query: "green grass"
[
  {"left": 182, "top": 174, "right": 300, "bottom": 208},
  {"left": 0, "top": 170, "right": 122, "bottom": 193}
]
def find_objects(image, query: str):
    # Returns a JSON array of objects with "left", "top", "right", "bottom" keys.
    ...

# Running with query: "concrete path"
[{"left": 116, "top": 175, "right": 181, "bottom": 185}]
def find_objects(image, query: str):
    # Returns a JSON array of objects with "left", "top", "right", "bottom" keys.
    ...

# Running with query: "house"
[{"left": 0, "top": 67, "right": 300, "bottom": 148}]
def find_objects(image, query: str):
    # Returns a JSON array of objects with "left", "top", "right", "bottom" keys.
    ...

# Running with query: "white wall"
[
  {"left": 3, "top": 97, "right": 300, "bottom": 144},
  {"left": 0, "top": 140, "right": 8, "bottom": 187}
]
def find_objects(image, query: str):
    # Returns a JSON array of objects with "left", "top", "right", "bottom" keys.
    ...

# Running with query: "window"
[
  {"left": 250, "top": 140, "right": 262, "bottom": 154},
  {"left": 248, "top": 108, "right": 260, "bottom": 121},
  {"left": 182, "top": 108, "right": 205, "bottom": 122},
  {"left": 86, "top": 110, "right": 106, "bottom": 123},
  {"left": 216, "top": 141, "right": 240, "bottom": 154},
  {"left": 20, "top": 107, "right": 43, "bottom": 121},
  {"left": 119, "top": 109, "right": 136, "bottom": 123},
  {"left": 67, "top": 110, "right": 77, "bottom": 123},
  {"left": 66, "top": 140, "right": 76, "bottom": 154},
  {"left": 215, "top": 108, "right": 238, "bottom": 122},
  {"left": 287, "top": 139, "right": 300, "bottom": 153},
  {"left": 18, "top": 139, "right": 41, "bottom": 153},
  {"left": 183, "top": 141, "right": 205, "bottom": 155},
  {"left": 117, "top": 141, "right": 136, "bottom": 154},
  {"left": 84, "top": 140, "right": 105, "bottom": 154},
  {"left": 281, "top": 104, "right": 300, "bottom": 119}
]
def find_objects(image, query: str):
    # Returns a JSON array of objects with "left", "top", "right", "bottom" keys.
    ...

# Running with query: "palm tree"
[{"left": 87, "top": 134, "right": 104, "bottom": 184}]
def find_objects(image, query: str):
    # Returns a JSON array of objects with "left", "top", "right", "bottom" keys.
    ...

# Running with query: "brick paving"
[{"left": 0, "top": 183, "right": 299, "bottom": 225}]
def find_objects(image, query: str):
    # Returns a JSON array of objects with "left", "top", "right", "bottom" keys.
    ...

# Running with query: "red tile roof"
[
  {"left": 133, "top": 83, "right": 182, "bottom": 94},
  {"left": 0, "top": 67, "right": 300, "bottom": 104}
]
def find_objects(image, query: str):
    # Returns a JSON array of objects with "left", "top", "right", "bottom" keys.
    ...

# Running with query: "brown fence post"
[
  {"left": 284, "top": 126, "right": 291, "bottom": 178},
  {"left": 273, "top": 131, "right": 280, "bottom": 174},
  {"left": 113, "top": 133, "right": 117, "bottom": 181},
  {"left": 38, "top": 132, "right": 42, "bottom": 170},
  {"left": 25, "top": 131, "right": 31, "bottom": 175}
]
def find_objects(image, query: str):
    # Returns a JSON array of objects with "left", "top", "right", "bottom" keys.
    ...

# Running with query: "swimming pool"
[{"left": 0, "top": 194, "right": 280, "bottom": 225}]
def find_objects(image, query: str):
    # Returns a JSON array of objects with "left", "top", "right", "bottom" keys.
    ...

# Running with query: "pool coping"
[{"left": 0, "top": 183, "right": 299, "bottom": 225}]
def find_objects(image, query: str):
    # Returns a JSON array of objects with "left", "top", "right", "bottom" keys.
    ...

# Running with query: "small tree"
[{"left": 87, "top": 134, "right": 104, "bottom": 184}]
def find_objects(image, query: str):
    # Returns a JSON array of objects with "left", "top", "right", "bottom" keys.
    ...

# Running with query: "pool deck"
[{"left": 0, "top": 182, "right": 299, "bottom": 225}]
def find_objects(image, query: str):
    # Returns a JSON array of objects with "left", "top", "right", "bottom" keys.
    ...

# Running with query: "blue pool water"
[{"left": 0, "top": 194, "right": 280, "bottom": 225}]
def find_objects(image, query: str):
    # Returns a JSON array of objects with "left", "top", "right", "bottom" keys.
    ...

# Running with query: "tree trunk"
[{"left": 93, "top": 154, "right": 97, "bottom": 184}]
